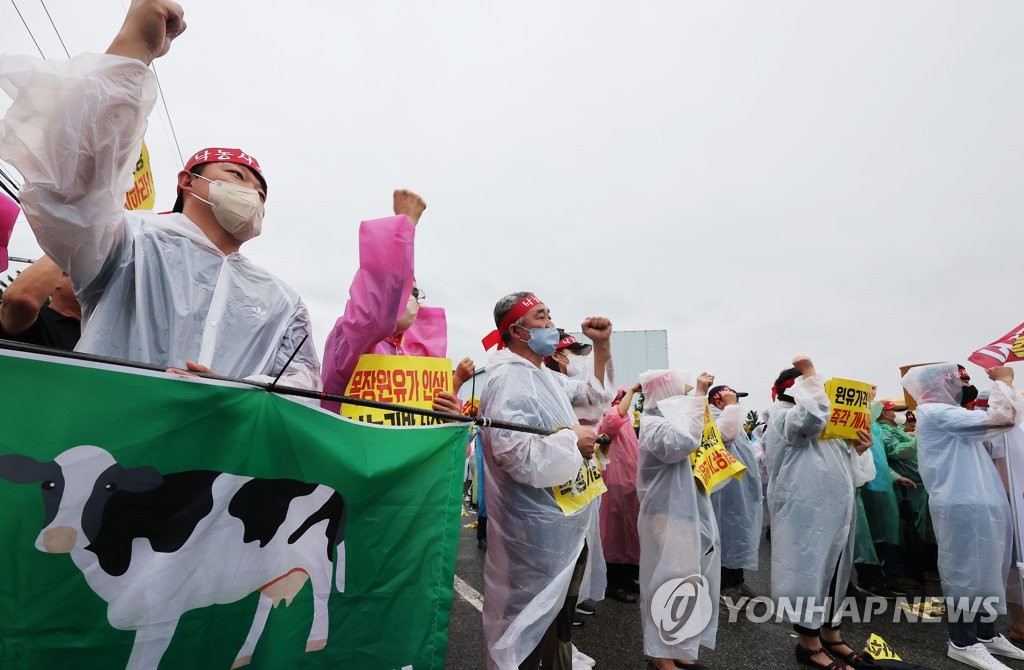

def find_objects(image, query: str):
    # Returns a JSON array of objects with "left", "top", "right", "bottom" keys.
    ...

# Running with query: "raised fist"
[
  {"left": 581, "top": 317, "right": 612, "bottom": 342},
  {"left": 695, "top": 372, "right": 714, "bottom": 396},
  {"left": 393, "top": 189, "right": 427, "bottom": 226},
  {"left": 792, "top": 355, "right": 815, "bottom": 377}
]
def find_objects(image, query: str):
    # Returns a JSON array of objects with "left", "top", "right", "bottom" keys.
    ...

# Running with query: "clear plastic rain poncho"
[
  {"left": 901, "top": 363, "right": 1024, "bottom": 611},
  {"left": 765, "top": 374, "right": 856, "bottom": 629},
  {"left": 709, "top": 404, "right": 762, "bottom": 570},
  {"left": 478, "top": 348, "right": 613, "bottom": 669},
  {"left": 637, "top": 370, "right": 720, "bottom": 661},
  {"left": 0, "top": 54, "right": 320, "bottom": 389}
]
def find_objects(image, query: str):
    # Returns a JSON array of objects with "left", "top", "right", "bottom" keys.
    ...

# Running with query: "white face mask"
[
  {"left": 189, "top": 174, "right": 265, "bottom": 242},
  {"left": 566, "top": 354, "right": 589, "bottom": 380}
]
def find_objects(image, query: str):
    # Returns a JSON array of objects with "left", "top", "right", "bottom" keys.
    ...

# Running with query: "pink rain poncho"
[
  {"left": 320, "top": 215, "right": 447, "bottom": 413},
  {"left": 596, "top": 404, "right": 641, "bottom": 565}
]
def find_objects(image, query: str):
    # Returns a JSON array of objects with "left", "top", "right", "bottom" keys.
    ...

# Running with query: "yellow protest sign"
[
  {"left": 691, "top": 402, "right": 747, "bottom": 494},
  {"left": 863, "top": 633, "right": 901, "bottom": 661},
  {"left": 553, "top": 454, "right": 607, "bottom": 515},
  {"left": 124, "top": 142, "right": 156, "bottom": 210},
  {"left": 820, "top": 378, "right": 873, "bottom": 441},
  {"left": 342, "top": 354, "right": 452, "bottom": 426}
]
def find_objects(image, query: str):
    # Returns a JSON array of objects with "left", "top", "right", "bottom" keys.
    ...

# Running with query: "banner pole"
[{"left": 0, "top": 339, "right": 606, "bottom": 443}]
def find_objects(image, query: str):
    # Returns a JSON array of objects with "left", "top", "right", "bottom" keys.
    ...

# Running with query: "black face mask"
[{"left": 959, "top": 385, "right": 979, "bottom": 406}]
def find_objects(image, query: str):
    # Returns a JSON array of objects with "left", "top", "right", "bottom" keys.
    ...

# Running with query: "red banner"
[{"left": 969, "top": 321, "right": 1024, "bottom": 369}]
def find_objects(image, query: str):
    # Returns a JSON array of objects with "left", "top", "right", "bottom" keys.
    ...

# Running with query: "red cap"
[{"left": 182, "top": 148, "right": 267, "bottom": 193}]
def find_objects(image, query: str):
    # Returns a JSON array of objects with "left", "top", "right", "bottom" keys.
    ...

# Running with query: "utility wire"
[
  {"left": 38, "top": 0, "right": 70, "bottom": 58},
  {"left": 151, "top": 63, "right": 186, "bottom": 167},
  {"left": 10, "top": 0, "right": 46, "bottom": 58}
]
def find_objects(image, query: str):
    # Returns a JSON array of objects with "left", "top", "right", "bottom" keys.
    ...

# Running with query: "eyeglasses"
[{"left": 411, "top": 287, "right": 426, "bottom": 304}]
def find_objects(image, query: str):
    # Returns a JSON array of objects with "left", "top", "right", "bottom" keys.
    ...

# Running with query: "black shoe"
[
  {"left": 575, "top": 600, "right": 596, "bottom": 615},
  {"left": 860, "top": 582, "right": 899, "bottom": 599},
  {"left": 606, "top": 586, "right": 638, "bottom": 603},
  {"left": 476, "top": 539, "right": 487, "bottom": 552},
  {"left": 573, "top": 613, "right": 585, "bottom": 627},
  {"left": 889, "top": 576, "right": 922, "bottom": 593}
]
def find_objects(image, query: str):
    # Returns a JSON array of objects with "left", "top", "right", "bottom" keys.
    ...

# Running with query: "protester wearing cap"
[
  {"left": 0, "top": 1, "right": 320, "bottom": 389},
  {"left": 546, "top": 326, "right": 609, "bottom": 629},
  {"left": 706, "top": 384, "right": 763, "bottom": 603},
  {"left": 320, "top": 189, "right": 473, "bottom": 414},
  {"left": 902, "top": 363, "right": 1024, "bottom": 668},
  {"left": 477, "top": 291, "right": 613, "bottom": 669},
  {"left": 766, "top": 356, "right": 872, "bottom": 669},
  {"left": 636, "top": 368, "right": 720, "bottom": 669}
]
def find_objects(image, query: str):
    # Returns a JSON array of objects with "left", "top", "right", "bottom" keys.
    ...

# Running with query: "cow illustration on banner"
[
  {"left": 0, "top": 446, "right": 346, "bottom": 670},
  {"left": 0, "top": 348, "right": 467, "bottom": 669}
]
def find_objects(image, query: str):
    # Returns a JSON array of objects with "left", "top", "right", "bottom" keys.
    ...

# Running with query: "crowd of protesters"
[{"left": 1, "top": 2, "right": 1023, "bottom": 670}]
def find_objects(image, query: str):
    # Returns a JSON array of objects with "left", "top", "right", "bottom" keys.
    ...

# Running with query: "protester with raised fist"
[
  {"left": 0, "top": 0, "right": 320, "bottom": 388},
  {"left": 478, "top": 293, "right": 614, "bottom": 670},
  {"left": 636, "top": 369, "right": 720, "bottom": 669},
  {"left": 766, "top": 356, "right": 872, "bottom": 670},
  {"left": 902, "top": 363, "right": 1024, "bottom": 669}
]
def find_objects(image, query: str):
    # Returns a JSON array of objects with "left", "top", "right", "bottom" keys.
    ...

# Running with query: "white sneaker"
[
  {"left": 572, "top": 644, "right": 597, "bottom": 668},
  {"left": 947, "top": 641, "right": 1012, "bottom": 670},
  {"left": 981, "top": 634, "right": 1024, "bottom": 660}
]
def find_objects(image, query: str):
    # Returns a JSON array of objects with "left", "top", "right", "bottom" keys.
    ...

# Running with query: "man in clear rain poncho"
[
  {"left": 0, "top": 0, "right": 320, "bottom": 388},
  {"left": 478, "top": 292, "right": 614, "bottom": 670},
  {"left": 636, "top": 368, "right": 720, "bottom": 670},
  {"left": 707, "top": 383, "right": 763, "bottom": 604},
  {"left": 902, "top": 363, "right": 1024, "bottom": 670},
  {"left": 766, "top": 356, "right": 872, "bottom": 670}
]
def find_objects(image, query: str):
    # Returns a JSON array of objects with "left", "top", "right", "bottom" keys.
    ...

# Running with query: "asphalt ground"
[{"left": 445, "top": 508, "right": 1022, "bottom": 670}]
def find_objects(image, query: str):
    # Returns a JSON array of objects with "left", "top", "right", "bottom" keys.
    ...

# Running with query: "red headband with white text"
[{"left": 482, "top": 294, "right": 543, "bottom": 351}]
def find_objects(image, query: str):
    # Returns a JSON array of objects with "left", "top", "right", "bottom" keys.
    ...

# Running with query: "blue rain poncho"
[
  {"left": 0, "top": 54, "right": 320, "bottom": 389},
  {"left": 709, "top": 404, "right": 762, "bottom": 570},
  {"left": 901, "top": 363, "right": 1024, "bottom": 613},
  {"left": 765, "top": 373, "right": 856, "bottom": 629},
  {"left": 638, "top": 389, "right": 720, "bottom": 661},
  {"left": 478, "top": 348, "right": 613, "bottom": 669}
]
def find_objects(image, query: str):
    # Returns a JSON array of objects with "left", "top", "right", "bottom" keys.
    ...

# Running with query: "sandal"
[
  {"left": 795, "top": 644, "right": 847, "bottom": 669},
  {"left": 821, "top": 638, "right": 862, "bottom": 666}
]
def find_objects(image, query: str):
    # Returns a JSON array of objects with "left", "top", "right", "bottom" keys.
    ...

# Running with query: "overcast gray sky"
[{"left": 2, "top": 1, "right": 1022, "bottom": 407}]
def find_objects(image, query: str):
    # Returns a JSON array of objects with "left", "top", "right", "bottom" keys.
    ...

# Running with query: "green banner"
[{"left": 0, "top": 350, "right": 468, "bottom": 669}]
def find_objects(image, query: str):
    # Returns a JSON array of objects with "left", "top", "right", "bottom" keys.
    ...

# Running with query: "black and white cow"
[{"left": 0, "top": 445, "right": 346, "bottom": 669}]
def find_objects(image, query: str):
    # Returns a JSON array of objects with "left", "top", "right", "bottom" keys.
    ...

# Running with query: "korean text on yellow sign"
[
  {"left": 342, "top": 354, "right": 452, "bottom": 426},
  {"left": 691, "top": 402, "right": 747, "bottom": 494},
  {"left": 553, "top": 454, "right": 607, "bottom": 515},
  {"left": 124, "top": 142, "right": 156, "bottom": 210},
  {"left": 820, "top": 378, "right": 873, "bottom": 440}
]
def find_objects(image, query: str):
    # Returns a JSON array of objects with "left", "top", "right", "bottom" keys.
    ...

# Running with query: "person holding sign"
[
  {"left": 321, "top": 189, "right": 473, "bottom": 415},
  {"left": 478, "top": 291, "right": 614, "bottom": 670},
  {"left": 707, "top": 384, "right": 763, "bottom": 604},
  {"left": 766, "top": 356, "right": 872, "bottom": 670},
  {"left": 902, "top": 363, "right": 1024, "bottom": 670},
  {"left": 0, "top": 0, "right": 322, "bottom": 389},
  {"left": 636, "top": 369, "right": 719, "bottom": 670}
]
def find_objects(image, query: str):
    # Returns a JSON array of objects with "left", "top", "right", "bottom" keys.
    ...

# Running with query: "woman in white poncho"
[
  {"left": 637, "top": 368, "right": 719, "bottom": 669},
  {"left": 901, "top": 363, "right": 1024, "bottom": 670},
  {"left": 765, "top": 356, "right": 872, "bottom": 670}
]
